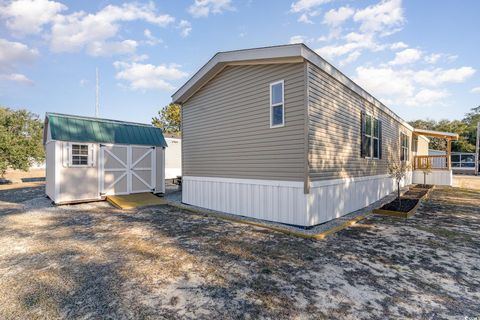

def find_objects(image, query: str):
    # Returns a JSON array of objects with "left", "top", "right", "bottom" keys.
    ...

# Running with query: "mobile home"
[{"left": 173, "top": 44, "right": 457, "bottom": 227}]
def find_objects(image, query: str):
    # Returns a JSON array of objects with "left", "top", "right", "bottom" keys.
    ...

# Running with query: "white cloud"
[
  {"left": 405, "top": 89, "right": 449, "bottom": 106},
  {"left": 313, "top": 0, "right": 406, "bottom": 63},
  {"left": 339, "top": 50, "right": 361, "bottom": 66},
  {"left": 298, "top": 12, "right": 314, "bottom": 24},
  {"left": 113, "top": 61, "right": 188, "bottom": 91},
  {"left": 471, "top": 87, "right": 480, "bottom": 94},
  {"left": 0, "top": 72, "right": 33, "bottom": 84},
  {"left": 0, "top": 38, "right": 39, "bottom": 67},
  {"left": 290, "top": 0, "right": 331, "bottom": 13},
  {"left": 0, "top": 38, "right": 38, "bottom": 75},
  {"left": 389, "top": 48, "right": 422, "bottom": 65},
  {"left": 414, "top": 67, "right": 476, "bottom": 86},
  {"left": 49, "top": 2, "right": 174, "bottom": 55},
  {"left": 353, "top": 0, "right": 404, "bottom": 36},
  {"left": 323, "top": 6, "right": 354, "bottom": 27},
  {"left": 424, "top": 53, "right": 441, "bottom": 64},
  {"left": 0, "top": 38, "right": 38, "bottom": 84},
  {"left": 289, "top": 35, "right": 307, "bottom": 44},
  {"left": 354, "top": 66, "right": 415, "bottom": 98},
  {"left": 390, "top": 41, "right": 408, "bottom": 50},
  {"left": 144, "top": 29, "right": 162, "bottom": 46},
  {"left": 0, "top": 0, "right": 66, "bottom": 35},
  {"left": 316, "top": 32, "right": 381, "bottom": 61},
  {"left": 86, "top": 40, "right": 138, "bottom": 57},
  {"left": 188, "top": 0, "right": 233, "bottom": 18},
  {"left": 353, "top": 65, "right": 475, "bottom": 107},
  {"left": 178, "top": 20, "right": 192, "bottom": 37},
  {"left": 291, "top": 0, "right": 330, "bottom": 24}
]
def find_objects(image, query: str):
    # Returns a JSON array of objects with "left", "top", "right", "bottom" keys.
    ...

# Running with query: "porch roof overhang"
[{"left": 413, "top": 128, "right": 459, "bottom": 140}]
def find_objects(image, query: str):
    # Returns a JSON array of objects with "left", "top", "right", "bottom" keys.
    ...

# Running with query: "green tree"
[
  {"left": 463, "top": 105, "right": 480, "bottom": 148},
  {"left": 0, "top": 107, "right": 44, "bottom": 177},
  {"left": 409, "top": 110, "right": 478, "bottom": 152},
  {"left": 152, "top": 103, "right": 181, "bottom": 134}
]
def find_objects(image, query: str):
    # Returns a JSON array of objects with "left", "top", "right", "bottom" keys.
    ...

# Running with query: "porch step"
[{"left": 106, "top": 193, "right": 166, "bottom": 210}]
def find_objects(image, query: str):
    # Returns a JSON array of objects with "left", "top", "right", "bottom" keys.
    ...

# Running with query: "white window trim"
[
  {"left": 365, "top": 113, "right": 380, "bottom": 160},
  {"left": 372, "top": 118, "right": 380, "bottom": 160},
  {"left": 69, "top": 143, "right": 90, "bottom": 167},
  {"left": 400, "top": 132, "right": 409, "bottom": 162},
  {"left": 270, "top": 80, "right": 285, "bottom": 128}
]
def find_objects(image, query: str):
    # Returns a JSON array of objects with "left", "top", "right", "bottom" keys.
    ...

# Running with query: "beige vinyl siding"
[
  {"left": 414, "top": 136, "right": 429, "bottom": 157},
  {"left": 307, "top": 62, "right": 412, "bottom": 181},
  {"left": 182, "top": 63, "right": 306, "bottom": 181}
]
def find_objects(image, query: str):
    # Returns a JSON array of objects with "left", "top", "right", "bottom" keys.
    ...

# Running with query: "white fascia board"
[
  {"left": 172, "top": 43, "right": 414, "bottom": 131},
  {"left": 300, "top": 46, "right": 413, "bottom": 131},
  {"left": 172, "top": 45, "right": 304, "bottom": 103}
]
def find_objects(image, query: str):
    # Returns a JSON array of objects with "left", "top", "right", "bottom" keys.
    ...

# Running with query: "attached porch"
[{"left": 412, "top": 129, "right": 459, "bottom": 186}]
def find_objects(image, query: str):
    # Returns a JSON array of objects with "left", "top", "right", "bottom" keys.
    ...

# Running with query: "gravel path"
[{"left": 0, "top": 186, "right": 479, "bottom": 319}]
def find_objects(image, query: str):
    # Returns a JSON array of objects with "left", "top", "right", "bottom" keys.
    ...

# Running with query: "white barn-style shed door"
[{"left": 100, "top": 145, "right": 156, "bottom": 195}]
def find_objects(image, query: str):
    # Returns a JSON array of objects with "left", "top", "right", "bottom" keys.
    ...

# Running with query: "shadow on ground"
[{"left": 0, "top": 186, "right": 479, "bottom": 319}]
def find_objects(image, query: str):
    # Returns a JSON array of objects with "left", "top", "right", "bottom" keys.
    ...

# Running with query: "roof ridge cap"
[{"left": 47, "top": 112, "right": 155, "bottom": 128}]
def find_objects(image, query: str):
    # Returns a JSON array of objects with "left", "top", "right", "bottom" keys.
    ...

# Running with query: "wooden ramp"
[{"left": 106, "top": 193, "right": 166, "bottom": 209}]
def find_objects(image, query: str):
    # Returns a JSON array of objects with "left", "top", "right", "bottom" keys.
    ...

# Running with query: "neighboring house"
[
  {"left": 44, "top": 113, "right": 167, "bottom": 204},
  {"left": 164, "top": 136, "right": 182, "bottom": 179},
  {"left": 172, "top": 44, "right": 457, "bottom": 227}
]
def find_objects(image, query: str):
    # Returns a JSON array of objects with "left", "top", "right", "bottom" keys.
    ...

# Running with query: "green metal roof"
[{"left": 46, "top": 113, "right": 167, "bottom": 147}]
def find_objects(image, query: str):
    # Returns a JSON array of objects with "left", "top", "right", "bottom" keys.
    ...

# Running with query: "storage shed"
[{"left": 44, "top": 113, "right": 167, "bottom": 204}]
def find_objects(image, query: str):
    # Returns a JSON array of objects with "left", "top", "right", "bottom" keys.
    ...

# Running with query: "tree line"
[{"left": 409, "top": 106, "right": 480, "bottom": 152}]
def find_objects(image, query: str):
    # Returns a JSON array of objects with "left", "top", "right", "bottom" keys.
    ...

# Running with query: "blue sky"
[{"left": 0, "top": 0, "right": 479, "bottom": 124}]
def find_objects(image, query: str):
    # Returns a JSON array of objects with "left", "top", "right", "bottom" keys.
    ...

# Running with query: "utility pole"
[{"left": 95, "top": 67, "right": 99, "bottom": 117}]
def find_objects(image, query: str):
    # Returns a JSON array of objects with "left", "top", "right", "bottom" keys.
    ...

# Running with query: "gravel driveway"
[{"left": 0, "top": 186, "right": 479, "bottom": 319}]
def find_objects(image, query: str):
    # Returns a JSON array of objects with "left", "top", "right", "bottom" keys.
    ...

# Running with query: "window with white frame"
[
  {"left": 71, "top": 144, "right": 89, "bottom": 166},
  {"left": 373, "top": 118, "right": 380, "bottom": 159},
  {"left": 400, "top": 133, "right": 409, "bottom": 161},
  {"left": 270, "top": 80, "right": 284, "bottom": 127},
  {"left": 361, "top": 112, "right": 382, "bottom": 159}
]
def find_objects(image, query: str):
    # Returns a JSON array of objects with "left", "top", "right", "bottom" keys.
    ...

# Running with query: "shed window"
[
  {"left": 71, "top": 144, "right": 89, "bottom": 166},
  {"left": 361, "top": 112, "right": 382, "bottom": 159},
  {"left": 270, "top": 80, "right": 284, "bottom": 128},
  {"left": 400, "top": 133, "right": 409, "bottom": 161}
]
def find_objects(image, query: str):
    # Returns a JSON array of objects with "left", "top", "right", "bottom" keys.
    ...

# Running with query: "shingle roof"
[{"left": 45, "top": 113, "right": 167, "bottom": 147}]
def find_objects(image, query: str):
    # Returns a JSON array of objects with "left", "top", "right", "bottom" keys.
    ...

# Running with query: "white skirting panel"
[
  {"left": 412, "top": 170, "right": 452, "bottom": 186},
  {"left": 182, "top": 176, "right": 307, "bottom": 226},
  {"left": 183, "top": 173, "right": 413, "bottom": 227},
  {"left": 306, "top": 173, "right": 412, "bottom": 226}
]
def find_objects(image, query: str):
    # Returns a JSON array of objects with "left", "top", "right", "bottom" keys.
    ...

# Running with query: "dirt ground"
[
  {"left": 0, "top": 186, "right": 479, "bottom": 319},
  {"left": 2, "top": 169, "right": 45, "bottom": 183},
  {"left": 453, "top": 175, "right": 480, "bottom": 189}
]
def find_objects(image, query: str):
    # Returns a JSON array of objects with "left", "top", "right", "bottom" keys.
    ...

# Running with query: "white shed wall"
[
  {"left": 46, "top": 141, "right": 166, "bottom": 204},
  {"left": 45, "top": 141, "right": 56, "bottom": 200},
  {"left": 57, "top": 142, "right": 101, "bottom": 203}
]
